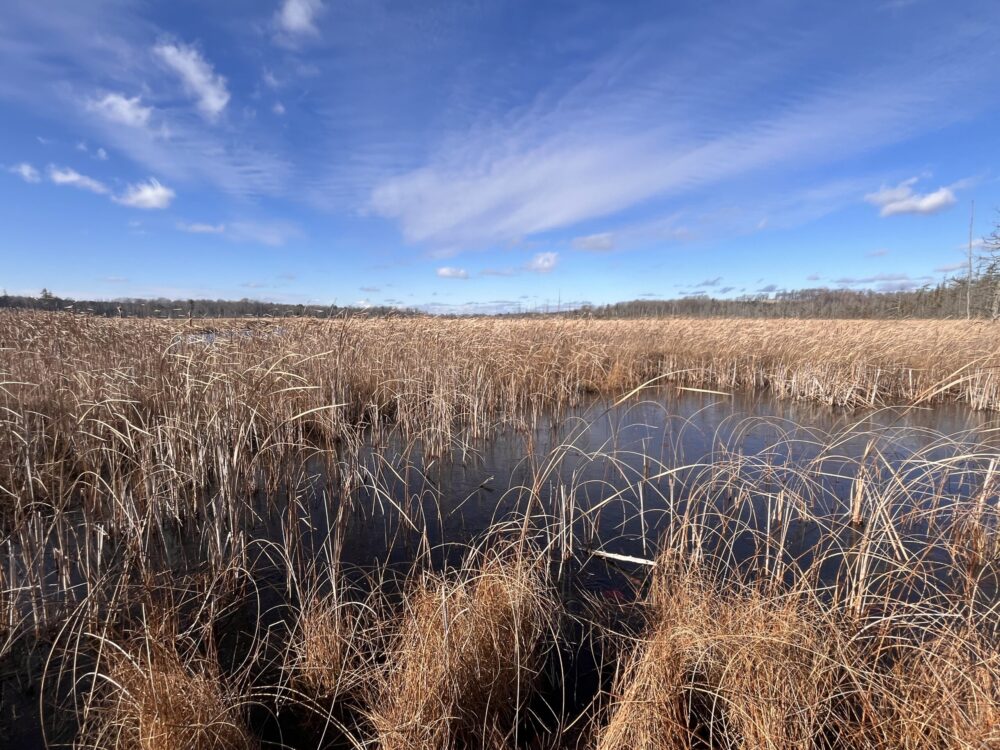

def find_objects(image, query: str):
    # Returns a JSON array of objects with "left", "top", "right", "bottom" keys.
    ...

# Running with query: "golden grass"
[
  {"left": 597, "top": 566, "right": 838, "bottom": 750},
  {"left": 597, "top": 562, "right": 1000, "bottom": 750},
  {"left": 76, "top": 621, "right": 254, "bottom": 750},
  {"left": 369, "top": 548, "right": 556, "bottom": 750},
  {"left": 869, "top": 626, "right": 1000, "bottom": 749},
  {"left": 287, "top": 593, "right": 372, "bottom": 704}
]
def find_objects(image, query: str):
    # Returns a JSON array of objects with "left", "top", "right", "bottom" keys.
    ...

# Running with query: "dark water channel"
[{"left": 285, "top": 388, "right": 1000, "bottom": 584}]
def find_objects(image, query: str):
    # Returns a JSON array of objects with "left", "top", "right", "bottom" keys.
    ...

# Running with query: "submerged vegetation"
[{"left": 1, "top": 310, "right": 999, "bottom": 748}]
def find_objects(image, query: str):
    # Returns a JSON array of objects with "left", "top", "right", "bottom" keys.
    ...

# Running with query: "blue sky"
[{"left": 2, "top": 0, "right": 999, "bottom": 312}]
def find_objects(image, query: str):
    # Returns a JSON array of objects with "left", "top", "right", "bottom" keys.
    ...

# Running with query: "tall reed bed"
[{"left": 0, "top": 310, "right": 998, "bottom": 747}]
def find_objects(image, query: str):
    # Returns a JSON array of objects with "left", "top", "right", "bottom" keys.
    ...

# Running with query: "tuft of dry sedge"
[
  {"left": 598, "top": 567, "right": 839, "bottom": 750},
  {"left": 864, "top": 627, "right": 1000, "bottom": 749},
  {"left": 369, "top": 550, "right": 556, "bottom": 750},
  {"left": 77, "top": 637, "right": 254, "bottom": 750},
  {"left": 288, "top": 594, "right": 371, "bottom": 704}
]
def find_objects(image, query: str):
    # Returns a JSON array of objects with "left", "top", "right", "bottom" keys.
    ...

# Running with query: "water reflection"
[{"left": 271, "top": 388, "right": 1000, "bottom": 591}]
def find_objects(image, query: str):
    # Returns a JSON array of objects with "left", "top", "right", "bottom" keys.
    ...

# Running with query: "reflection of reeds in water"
[{"left": 0, "top": 311, "right": 999, "bottom": 748}]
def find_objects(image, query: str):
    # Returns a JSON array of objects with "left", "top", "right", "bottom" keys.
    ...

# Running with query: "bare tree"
[
  {"left": 986, "top": 212, "right": 1000, "bottom": 321},
  {"left": 967, "top": 201, "right": 975, "bottom": 319}
]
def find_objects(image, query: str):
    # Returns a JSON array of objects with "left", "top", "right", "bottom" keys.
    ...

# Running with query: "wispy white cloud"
[
  {"left": 368, "top": 15, "right": 989, "bottom": 251},
  {"left": 865, "top": 177, "right": 958, "bottom": 217},
  {"left": 480, "top": 252, "right": 559, "bottom": 277},
  {"left": 48, "top": 165, "right": 108, "bottom": 194},
  {"left": 436, "top": 266, "right": 469, "bottom": 279},
  {"left": 262, "top": 70, "right": 280, "bottom": 89},
  {"left": 77, "top": 142, "right": 109, "bottom": 161},
  {"left": 153, "top": 42, "right": 230, "bottom": 121},
  {"left": 8, "top": 162, "right": 40, "bottom": 183},
  {"left": 114, "top": 178, "right": 175, "bottom": 209},
  {"left": 176, "top": 220, "right": 300, "bottom": 245},
  {"left": 275, "top": 0, "right": 324, "bottom": 38},
  {"left": 834, "top": 272, "right": 911, "bottom": 285},
  {"left": 526, "top": 252, "right": 557, "bottom": 273},
  {"left": 833, "top": 272, "right": 934, "bottom": 291},
  {"left": 87, "top": 92, "right": 152, "bottom": 128},
  {"left": 934, "top": 262, "right": 967, "bottom": 273},
  {"left": 88, "top": 113, "right": 291, "bottom": 198},
  {"left": 177, "top": 221, "right": 225, "bottom": 234}
]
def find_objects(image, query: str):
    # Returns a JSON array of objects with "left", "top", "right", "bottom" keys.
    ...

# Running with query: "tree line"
[
  {"left": 3, "top": 282, "right": 998, "bottom": 320},
  {"left": 0, "top": 291, "right": 418, "bottom": 319},
  {"left": 565, "top": 282, "right": 986, "bottom": 319}
]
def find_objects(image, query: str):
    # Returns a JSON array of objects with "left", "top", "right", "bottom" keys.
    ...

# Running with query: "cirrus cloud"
[
  {"left": 572, "top": 232, "right": 615, "bottom": 252},
  {"left": 275, "top": 0, "right": 324, "bottom": 38},
  {"left": 153, "top": 42, "right": 230, "bottom": 121},
  {"left": 48, "top": 165, "right": 108, "bottom": 194},
  {"left": 526, "top": 252, "right": 557, "bottom": 273},
  {"left": 114, "top": 178, "right": 175, "bottom": 209},
  {"left": 87, "top": 93, "right": 153, "bottom": 128},
  {"left": 177, "top": 221, "right": 225, "bottom": 234}
]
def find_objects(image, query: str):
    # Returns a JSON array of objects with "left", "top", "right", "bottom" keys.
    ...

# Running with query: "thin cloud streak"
[
  {"left": 178, "top": 222, "right": 225, "bottom": 234},
  {"left": 275, "top": 0, "right": 324, "bottom": 41},
  {"left": 572, "top": 233, "right": 615, "bottom": 252},
  {"left": 153, "top": 42, "right": 230, "bottom": 121},
  {"left": 87, "top": 92, "right": 152, "bottom": 128},
  {"left": 48, "top": 165, "right": 108, "bottom": 194},
  {"left": 9, "top": 162, "right": 40, "bottom": 182},
  {"left": 370, "top": 22, "right": 989, "bottom": 250}
]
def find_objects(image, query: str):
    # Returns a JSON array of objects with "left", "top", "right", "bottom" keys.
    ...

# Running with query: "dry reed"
[
  {"left": 597, "top": 565, "right": 838, "bottom": 750},
  {"left": 75, "top": 619, "right": 254, "bottom": 750},
  {"left": 369, "top": 548, "right": 557, "bottom": 750},
  {"left": 287, "top": 592, "right": 373, "bottom": 704}
]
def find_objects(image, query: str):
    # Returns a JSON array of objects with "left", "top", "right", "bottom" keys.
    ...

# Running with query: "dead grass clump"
[
  {"left": 288, "top": 594, "right": 371, "bottom": 704},
  {"left": 369, "top": 550, "right": 556, "bottom": 750},
  {"left": 598, "top": 567, "right": 836, "bottom": 750},
  {"left": 77, "top": 632, "right": 254, "bottom": 750},
  {"left": 868, "top": 627, "right": 1000, "bottom": 749}
]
